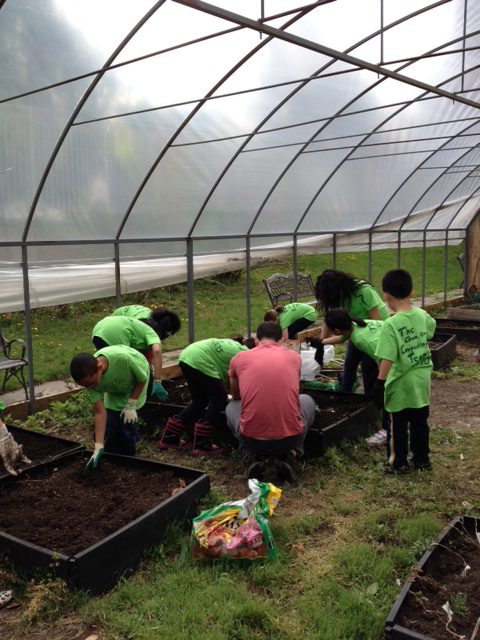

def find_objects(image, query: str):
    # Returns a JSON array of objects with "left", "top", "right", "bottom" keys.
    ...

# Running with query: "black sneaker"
[
  {"left": 276, "top": 459, "right": 297, "bottom": 482},
  {"left": 413, "top": 460, "right": 432, "bottom": 471},
  {"left": 382, "top": 463, "right": 412, "bottom": 475},
  {"left": 245, "top": 460, "right": 266, "bottom": 480}
]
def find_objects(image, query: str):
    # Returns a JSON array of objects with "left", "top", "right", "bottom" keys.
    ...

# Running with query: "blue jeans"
[{"left": 105, "top": 409, "right": 138, "bottom": 456}]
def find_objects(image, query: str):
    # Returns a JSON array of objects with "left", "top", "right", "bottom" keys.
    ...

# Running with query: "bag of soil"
[{"left": 191, "top": 479, "right": 281, "bottom": 561}]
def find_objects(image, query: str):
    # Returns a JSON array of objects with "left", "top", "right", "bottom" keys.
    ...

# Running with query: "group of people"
[{"left": 0, "top": 267, "right": 436, "bottom": 481}]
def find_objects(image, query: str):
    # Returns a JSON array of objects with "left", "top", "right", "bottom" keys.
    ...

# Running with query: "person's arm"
[
  {"left": 229, "top": 376, "right": 240, "bottom": 401},
  {"left": 320, "top": 322, "right": 330, "bottom": 340},
  {"left": 378, "top": 359, "right": 393, "bottom": 380},
  {"left": 322, "top": 335, "right": 347, "bottom": 345},
  {"left": 371, "top": 358, "right": 393, "bottom": 409},
  {"left": 93, "top": 399, "right": 107, "bottom": 446},
  {"left": 281, "top": 328, "right": 289, "bottom": 340},
  {"left": 0, "top": 418, "right": 31, "bottom": 476},
  {"left": 150, "top": 343, "right": 169, "bottom": 401},
  {"left": 150, "top": 342, "right": 163, "bottom": 380},
  {"left": 86, "top": 399, "right": 107, "bottom": 470},
  {"left": 368, "top": 306, "right": 381, "bottom": 320}
]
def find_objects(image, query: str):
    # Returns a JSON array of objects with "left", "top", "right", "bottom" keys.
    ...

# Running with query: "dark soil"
[
  {"left": 1, "top": 428, "right": 80, "bottom": 476},
  {"left": 397, "top": 523, "right": 480, "bottom": 639},
  {"left": 0, "top": 456, "right": 191, "bottom": 555},
  {"left": 161, "top": 377, "right": 192, "bottom": 405},
  {"left": 306, "top": 391, "right": 372, "bottom": 430}
]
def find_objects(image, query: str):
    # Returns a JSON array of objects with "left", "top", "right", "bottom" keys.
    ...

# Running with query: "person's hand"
[
  {"left": 120, "top": 399, "right": 138, "bottom": 424},
  {"left": 371, "top": 379, "right": 385, "bottom": 410},
  {"left": 85, "top": 443, "right": 104, "bottom": 470},
  {"left": 152, "top": 380, "right": 169, "bottom": 402},
  {"left": 0, "top": 424, "right": 31, "bottom": 476}
]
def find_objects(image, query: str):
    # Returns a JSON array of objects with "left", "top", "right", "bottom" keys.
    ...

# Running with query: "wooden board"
[{"left": 446, "top": 307, "right": 480, "bottom": 322}]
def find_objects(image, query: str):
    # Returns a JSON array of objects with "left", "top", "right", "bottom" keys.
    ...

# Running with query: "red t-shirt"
[{"left": 228, "top": 341, "right": 303, "bottom": 439}]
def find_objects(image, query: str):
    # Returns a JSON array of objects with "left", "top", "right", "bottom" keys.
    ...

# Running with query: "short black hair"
[
  {"left": 256, "top": 321, "right": 282, "bottom": 342},
  {"left": 70, "top": 353, "right": 97, "bottom": 383},
  {"left": 148, "top": 309, "right": 181, "bottom": 340},
  {"left": 382, "top": 269, "right": 413, "bottom": 299}
]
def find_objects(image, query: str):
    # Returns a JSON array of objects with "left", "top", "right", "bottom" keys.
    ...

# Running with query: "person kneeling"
[{"left": 226, "top": 321, "right": 316, "bottom": 482}]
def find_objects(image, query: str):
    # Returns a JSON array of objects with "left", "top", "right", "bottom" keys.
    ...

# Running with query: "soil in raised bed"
[
  {"left": 5, "top": 428, "right": 78, "bottom": 474},
  {"left": 397, "top": 524, "right": 480, "bottom": 639},
  {"left": 0, "top": 457, "right": 192, "bottom": 555},
  {"left": 311, "top": 394, "right": 369, "bottom": 429},
  {"left": 150, "top": 377, "right": 231, "bottom": 406}
]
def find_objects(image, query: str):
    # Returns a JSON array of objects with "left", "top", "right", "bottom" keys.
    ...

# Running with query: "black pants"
[
  {"left": 287, "top": 318, "right": 314, "bottom": 339},
  {"left": 178, "top": 362, "right": 228, "bottom": 430},
  {"left": 341, "top": 340, "right": 378, "bottom": 394},
  {"left": 389, "top": 405, "right": 430, "bottom": 468}
]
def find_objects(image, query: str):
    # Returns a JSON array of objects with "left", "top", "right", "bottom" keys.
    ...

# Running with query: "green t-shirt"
[
  {"left": 375, "top": 307, "right": 436, "bottom": 412},
  {"left": 278, "top": 303, "right": 316, "bottom": 330},
  {"left": 350, "top": 320, "right": 384, "bottom": 364},
  {"left": 92, "top": 316, "right": 160, "bottom": 351},
  {"left": 111, "top": 305, "right": 151, "bottom": 320},
  {"left": 179, "top": 338, "right": 248, "bottom": 381},
  {"left": 342, "top": 282, "right": 389, "bottom": 321},
  {"left": 86, "top": 345, "right": 150, "bottom": 411}
]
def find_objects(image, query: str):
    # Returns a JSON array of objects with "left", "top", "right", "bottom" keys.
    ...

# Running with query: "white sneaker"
[{"left": 366, "top": 429, "right": 387, "bottom": 446}]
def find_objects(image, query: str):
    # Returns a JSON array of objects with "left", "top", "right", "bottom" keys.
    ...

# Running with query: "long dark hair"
[
  {"left": 324, "top": 308, "right": 367, "bottom": 333},
  {"left": 315, "top": 269, "right": 364, "bottom": 311},
  {"left": 143, "top": 309, "right": 181, "bottom": 340}
]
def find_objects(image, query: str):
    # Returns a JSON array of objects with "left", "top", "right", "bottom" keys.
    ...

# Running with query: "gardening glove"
[
  {"left": 371, "top": 379, "right": 385, "bottom": 410},
  {"left": 152, "top": 379, "right": 169, "bottom": 402},
  {"left": 0, "top": 424, "right": 31, "bottom": 476},
  {"left": 120, "top": 399, "right": 138, "bottom": 424},
  {"left": 85, "top": 443, "right": 104, "bottom": 470}
]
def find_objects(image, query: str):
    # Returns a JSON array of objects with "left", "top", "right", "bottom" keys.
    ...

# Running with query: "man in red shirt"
[{"left": 226, "top": 321, "right": 316, "bottom": 481}]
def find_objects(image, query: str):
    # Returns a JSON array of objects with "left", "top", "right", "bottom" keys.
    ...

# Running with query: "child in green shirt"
[
  {"left": 315, "top": 269, "right": 388, "bottom": 393},
  {"left": 159, "top": 338, "right": 250, "bottom": 456},
  {"left": 374, "top": 269, "right": 436, "bottom": 474},
  {"left": 92, "top": 313, "right": 179, "bottom": 402},
  {"left": 322, "top": 308, "right": 390, "bottom": 449},
  {"left": 70, "top": 345, "right": 150, "bottom": 469}
]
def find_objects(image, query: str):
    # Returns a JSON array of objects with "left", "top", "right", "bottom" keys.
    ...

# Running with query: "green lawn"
[
  {"left": 2, "top": 354, "right": 480, "bottom": 640},
  {"left": 0, "top": 244, "right": 463, "bottom": 391}
]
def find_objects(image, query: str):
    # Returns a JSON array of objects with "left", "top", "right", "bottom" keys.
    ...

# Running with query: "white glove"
[
  {"left": 120, "top": 399, "right": 138, "bottom": 424},
  {"left": 0, "top": 424, "right": 32, "bottom": 476}
]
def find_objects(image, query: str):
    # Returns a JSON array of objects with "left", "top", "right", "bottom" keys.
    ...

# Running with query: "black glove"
[
  {"left": 306, "top": 337, "right": 324, "bottom": 367},
  {"left": 371, "top": 379, "right": 385, "bottom": 410}
]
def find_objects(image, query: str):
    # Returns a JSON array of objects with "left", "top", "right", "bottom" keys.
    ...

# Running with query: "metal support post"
[
  {"left": 293, "top": 234, "right": 298, "bottom": 300},
  {"left": 332, "top": 233, "right": 337, "bottom": 269},
  {"left": 186, "top": 239, "right": 195, "bottom": 343},
  {"left": 421, "top": 231, "right": 427, "bottom": 307},
  {"left": 368, "top": 232, "right": 373, "bottom": 282},
  {"left": 114, "top": 242, "right": 121, "bottom": 308},
  {"left": 21, "top": 245, "right": 35, "bottom": 414},
  {"left": 246, "top": 237, "right": 252, "bottom": 337}
]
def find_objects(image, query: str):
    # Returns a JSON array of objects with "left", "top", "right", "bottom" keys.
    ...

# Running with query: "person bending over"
[
  {"left": 91, "top": 313, "right": 179, "bottom": 402},
  {"left": 159, "top": 337, "right": 251, "bottom": 456},
  {"left": 315, "top": 269, "right": 388, "bottom": 392},
  {"left": 226, "top": 321, "right": 316, "bottom": 482},
  {"left": 111, "top": 305, "right": 181, "bottom": 339},
  {"left": 70, "top": 345, "right": 150, "bottom": 469},
  {"left": 322, "top": 308, "right": 390, "bottom": 448}
]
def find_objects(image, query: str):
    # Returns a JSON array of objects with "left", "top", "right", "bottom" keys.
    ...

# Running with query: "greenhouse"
[{"left": 1, "top": 1, "right": 480, "bottom": 639}]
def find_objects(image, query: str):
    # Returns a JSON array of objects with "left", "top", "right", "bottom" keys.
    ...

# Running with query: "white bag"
[{"left": 300, "top": 344, "right": 335, "bottom": 380}]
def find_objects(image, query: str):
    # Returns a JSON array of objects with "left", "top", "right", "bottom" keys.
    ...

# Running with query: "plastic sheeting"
[{"left": 0, "top": 0, "right": 479, "bottom": 310}]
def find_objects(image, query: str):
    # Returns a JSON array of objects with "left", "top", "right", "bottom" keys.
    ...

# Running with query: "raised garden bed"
[
  {"left": 385, "top": 515, "right": 480, "bottom": 639},
  {"left": 428, "top": 332, "right": 457, "bottom": 370},
  {"left": 435, "top": 318, "right": 480, "bottom": 345},
  {"left": 0, "top": 451, "right": 210, "bottom": 593},
  {"left": 142, "top": 377, "right": 378, "bottom": 458},
  {"left": 301, "top": 389, "right": 378, "bottom": 457},
  {"left": 0, "top": 426, "right": 83, "bottom": 479}
]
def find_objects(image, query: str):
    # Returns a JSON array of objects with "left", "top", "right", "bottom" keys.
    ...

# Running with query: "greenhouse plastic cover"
[{"left": 1, "top": 0, "right": 479, "bottom": 310}]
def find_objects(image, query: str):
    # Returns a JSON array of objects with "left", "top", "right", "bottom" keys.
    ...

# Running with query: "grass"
[
  {"left": 3, "top": 345, "right": 480, "bottom": 640},
  {"left": 0, "top": 243, "right": 471, "bottom": 640},
  {"left": 0, "top": 244, "right": 464, "bottom": 392}
]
